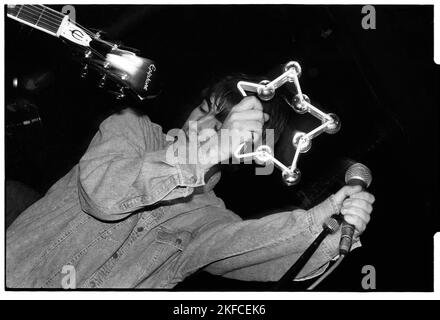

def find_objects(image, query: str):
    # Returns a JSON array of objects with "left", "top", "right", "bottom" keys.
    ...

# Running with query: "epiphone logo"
[
  {"left": 70, "top": 29, "right": 85, "bottom": 41},
  {"left": 143, "top": 64, "right": 156, "bottom": 91}
]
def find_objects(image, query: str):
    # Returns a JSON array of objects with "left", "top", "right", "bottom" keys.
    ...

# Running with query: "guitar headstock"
[
  {"left": 70, "top": 36, "right": 160, "bottom": 101},
  {"left": 7, "top": 4, "right": 160, "bottom": 101}
]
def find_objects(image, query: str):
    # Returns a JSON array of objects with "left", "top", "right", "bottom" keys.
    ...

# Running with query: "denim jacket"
[{"left": 6, "top": 109, "right": 358, "bottom": 289}]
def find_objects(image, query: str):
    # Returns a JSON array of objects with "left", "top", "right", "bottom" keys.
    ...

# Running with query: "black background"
[{"left": 4, "top": 5, "right": 439, "bottom": 291}]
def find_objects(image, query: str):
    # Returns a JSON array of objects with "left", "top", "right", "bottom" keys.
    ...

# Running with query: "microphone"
[{"left": 339, "top": 163, "right": 373, "bottom": 255}]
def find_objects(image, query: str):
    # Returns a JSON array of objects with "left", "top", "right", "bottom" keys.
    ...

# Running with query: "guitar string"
[
  {"left": 12, "top": 5, "right": 146, "bottom": 95},
  {"left": 29, "top": 4, "right": 64, "bottom": 22},
  {"left": 31, "top": 4, "right": 96, "bottom": 38},
  {"left": 35, "top": 5, "right": 122, "bottom": 47},
  {"left": 13, "top": 7, "right": 107, "bottom": 63},
  {"left": 21, "top": 6, "right": 113, "bottom": 64},
  {"left": 22, "top": 5, "right": 101, "bottom": 48},
  {"left": 33, "top": 4, "right": 66, "bottom": 20},
  {"left": 70, "top": 20, "right": 124, "bottom": 52},
  {"left": 30, "top": 4, "right": 126, "bottom": 51},
  {"left": 17, "top": 4, "right": 138, "bottom": 54},
  {"left": 16, "top": 6, "right": 62, "bottom": 30},
  {"left": 15, "top": 7, "right": 61, "bottom": 27},
  {"left": 26, "top": 5, "right": 64, "bottom": 27},
  {"left": 31, "top": 5, "right": 103, "bottom": 47},
  {"left": 15, "top": 11, "right": 60, "bottom": 32},
  {"left": 13, "top": 5, "right": 138, "bottom": 72},
  {"left": 25, "top": 5, "right": 97, "bottom": 40},
  {"left": 22, "top": 5, "right": 64, "bottom": 23}
]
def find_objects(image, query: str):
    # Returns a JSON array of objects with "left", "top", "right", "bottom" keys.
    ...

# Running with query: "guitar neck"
[
  {"left": 7, "top": 4, "right": 93, "bottom": 47},
  {"left": 7, "top": 4, "right": 66, "bottom": 37}
]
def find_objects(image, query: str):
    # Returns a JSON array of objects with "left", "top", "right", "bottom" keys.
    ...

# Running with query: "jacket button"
[
  {"left": 137, "top": 227, "right": 144, "bottom": 233},
  {"left": 112, "top": 252, "right": 119, "bottom": 259},
  {"left": 89, "top": 281, "right": 96, "bottom": 288},
  {"left": 175, "top": 238, "right": 182, "bottom": 245}
]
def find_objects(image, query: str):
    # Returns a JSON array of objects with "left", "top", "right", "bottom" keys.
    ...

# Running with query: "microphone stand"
[{"left": 273, "top": 215, "right": 341, "bottom": 290}]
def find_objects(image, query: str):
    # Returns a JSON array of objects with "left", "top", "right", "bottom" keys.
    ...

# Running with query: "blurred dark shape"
[
  {"left": 5, "top": 181, "right": 41, "bottom": 229},
  {"left": 19, "top": 70, "right": 54, "bottom": 92}
]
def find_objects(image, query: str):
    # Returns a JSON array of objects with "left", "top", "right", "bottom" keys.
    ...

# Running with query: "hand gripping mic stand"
[{"left": 235, "top": 61, "right": 345, "bottom": 289}]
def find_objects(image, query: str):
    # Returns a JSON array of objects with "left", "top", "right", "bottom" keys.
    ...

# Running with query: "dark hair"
[{"left": 200, "top": 74, "right": 291, "bottom": 143}]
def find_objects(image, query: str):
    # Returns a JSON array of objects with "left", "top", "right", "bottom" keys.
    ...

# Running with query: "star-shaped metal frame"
[{"left": 234, "top": 61, "right": 341, "bottom": 186}]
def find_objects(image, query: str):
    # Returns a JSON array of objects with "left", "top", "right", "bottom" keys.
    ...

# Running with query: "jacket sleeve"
[
  {"left": 78, "top": 109, "right": 207, "bottom": 221},
  {"left": 173, "top": 195, "right": 360, "bottom": 282}
]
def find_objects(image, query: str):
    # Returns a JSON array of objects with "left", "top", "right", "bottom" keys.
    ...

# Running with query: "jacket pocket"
[
  {"left": 155, "top": 227, "right": 192, "bottom": 250},
  {"left": 135, "top": 226, "right": 192, "bottom": 286}
]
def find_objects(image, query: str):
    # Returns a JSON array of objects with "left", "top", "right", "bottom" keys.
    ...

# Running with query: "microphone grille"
[
  {"left": 324, "top": 216, "right": 341, "bottom": 234},
  {"left": 345, "top": 163, "right": 372, "bottom": 187}
]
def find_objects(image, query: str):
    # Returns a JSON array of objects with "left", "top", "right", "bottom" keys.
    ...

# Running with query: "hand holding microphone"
[
  {"left": 332, "top": 163, "right": 375, "bottom": 255},
  {"left": 277, "top": 163, "right": 375, "bottom": 290}
]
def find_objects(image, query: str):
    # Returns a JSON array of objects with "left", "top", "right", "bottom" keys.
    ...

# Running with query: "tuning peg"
[
  {"left": 90, "top": 29, "right": 106, "bottom": 39},
  {"left": 116, "top": 87, "right": 126, "bottom": 100},
  {"left": 112, "top": 44, "right": 141, "bottom": 55},
  {"left": 115, "top": 42, "right": 122, "bottom": 49},
  {"left": 98, "top": 74, "right": 107, "bottom": 88},
  {"left": 107, "top": 87, "right": 127, "bottom": 100},
  {"left": 84, "top": 50, "right": 92, "bottom": 59},
  {"left": 80, "top": 65, "right": 88, "bottom": 78}
]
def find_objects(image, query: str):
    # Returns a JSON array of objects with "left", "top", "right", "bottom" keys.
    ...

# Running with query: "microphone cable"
[{"left": 307, "top": 254, "right": 345, "bottom": 290}]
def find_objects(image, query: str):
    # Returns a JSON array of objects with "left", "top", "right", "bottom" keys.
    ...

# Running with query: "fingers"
[
  {"left": 341, "top": 212, "right": 369, "bottom": 234},
  {"left": 333, "top": 187, "right": 375, "bottom": 235},
  {"left": 229, "top": 126, "right": 262, "bottom": 147},
  {"left": 349, "top": 191, "right": 375, "bottom": 204},
  {"left": 341, "top": 205, "right": 371, "bottom": 223},
  {"left": 198, "top": 128, "right": 218, "bottom": 143},
  {"left": 233, "top": 96, "right": 263, "bottom": 111},
  {"left": 228, "top": 110, "right": 269, "bottom": 124},
  {"left": 225, "top": 108, "right": 268, "bottom": 144},
  {"left": 224, "top": 97, "right": 269, "bottom": 138},
  {"left": 343, "top": 198, "right": 373, "bottom": 213},
  {"left": 340, "top": 192, "right": 374, "bottom": 235},
  {"left": 333, "top": 185, "right": 363, "bottom": 206},
  {"left": 231, "top": 120, "right": 264, "bottom": 133},
  {"left": 232, "top": 130, "right": 255, "bottom": 144}
]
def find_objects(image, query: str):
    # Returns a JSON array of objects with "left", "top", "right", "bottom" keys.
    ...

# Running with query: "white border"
[{"left": 1, "top": 1, "right": 438, "bottom": 300}]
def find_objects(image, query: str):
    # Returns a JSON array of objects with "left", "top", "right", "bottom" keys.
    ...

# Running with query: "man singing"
[{"left": 6, "top": 75, "right": 374, "bottom": 288}]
